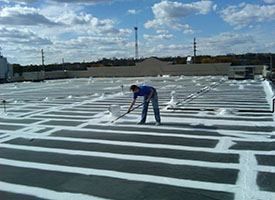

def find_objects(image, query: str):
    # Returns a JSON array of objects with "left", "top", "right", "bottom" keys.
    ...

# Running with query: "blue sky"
[{"left": 0, "top": 0, "right": 274, "bottom": 65}]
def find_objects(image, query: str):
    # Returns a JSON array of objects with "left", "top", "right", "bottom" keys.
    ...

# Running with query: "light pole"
[
  {"left": 2, "top": 100, "right": 6, "bottom": 114},
  {"left": 270, "top": 54, "right": 273, "bottom": 70},
  {"left": 193, "top": 38, "right": 197, "bottom": 64},
  {"left": 41, "top": 49, "right": 45, "bottom": 71},
  {"left": 270, "top": 54, "right": 273, "bottom": 80}
]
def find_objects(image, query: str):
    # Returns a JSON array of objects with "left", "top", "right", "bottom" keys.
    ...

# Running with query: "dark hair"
[{"left": 130, "top": 85, "right": 138, "bottom": 91}]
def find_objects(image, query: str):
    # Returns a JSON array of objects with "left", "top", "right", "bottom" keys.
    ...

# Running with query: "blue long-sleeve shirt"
[{"left": 133, "top": 86, "right": 156, "bottom": 99}]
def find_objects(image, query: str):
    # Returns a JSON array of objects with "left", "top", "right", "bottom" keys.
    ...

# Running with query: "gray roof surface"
[{"left": 0, "top": 76, "right": 275, "bottom": 200}]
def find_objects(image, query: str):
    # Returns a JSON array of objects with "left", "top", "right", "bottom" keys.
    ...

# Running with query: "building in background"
[
  {"left": 228, "top": 65, "right": 263, "bottom": 80},
  {"left": 0, "top": 54, "right": 13, "bottom": 82},
  {"left": 186, "top": 56, "right": 192, "bottom": 64}
]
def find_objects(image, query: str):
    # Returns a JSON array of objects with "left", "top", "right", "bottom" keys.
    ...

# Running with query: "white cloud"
[
  {"left": 220, "top": 3, "right": 275, "bottom": 29},
  {"left": 0, "top": 2, "right": 134, "bottom": 65},
  {"left": 54, "top": 11, "right": 131, "bottom": 36},
  {"left": 128, "top": 9, "right": 137, "bottom": 15},
  {"left": 3, "top": 34, "right": 133, "bottom": 65},
  {"left": 0, "top": 26, "right": 52, "bottom": 45},
  {"left": 0, "top": 25, "right": 51, "bottom": 65},
  {"left": 140, "top": 43, "right": 191, "bottom": 58},
  {"left": 2, "top": 44, "right": 43, "bottom": 65},
  {"left": 47, "top": 0, "right": 113, "bottom": 4},
  {"left": 144, "top": 0, "right": 213, "bottom": 30},
  {"left": 41, "top": 3, "right": 132, "bottom": 36},
  {"left": 0, "top": 0, "right": 38, "bottom": 3},
  {"left": 156, "top": 29, "right": 169, "bottom": 34},
  {"left": 213, "top": 4, "right": 217, "bottom": 11},
  {"left": 183, "top": 29, "right": 198, "bottom": 34},
  {"left": 40, "top": 3, "right": 84, "bottom": 18},
  {"left": 0, "top": 4, "right": 131, "bottom": 36},
  {"left": 0, "top": 0, "right": 114, "bottom": 4},
  {"left": 197, "top": 32, "right": 257, "bottom": 55},
  {"left": 46, "top": 36, "right": 132, "bottom": 63},
  {"left": 263, "top": 0, "right": 275, "bottom": 3},
  {"left": 0, "top": 5, "right": 60, "bottom": 26},
  {"left": 55, "top": 36, "right": 128, "bottom": 48},
  {"left": 143, "top": 34, "right": 174, "bottom": 41}
]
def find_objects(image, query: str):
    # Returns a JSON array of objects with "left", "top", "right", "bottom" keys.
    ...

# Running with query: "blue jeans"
[{"left": 141, "top": 91, "right": 161, "bottom": 123}]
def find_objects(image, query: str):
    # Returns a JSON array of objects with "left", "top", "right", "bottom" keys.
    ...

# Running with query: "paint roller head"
[{"left": 165, "top": 105, "right": 177, "bottom": 110}]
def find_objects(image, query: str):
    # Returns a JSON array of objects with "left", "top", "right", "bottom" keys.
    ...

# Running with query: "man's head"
[{"left": 130, "top": 85, "right": 139, "bottom": 93}]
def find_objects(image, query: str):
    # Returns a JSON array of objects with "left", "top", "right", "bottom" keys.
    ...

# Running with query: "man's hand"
[
  {"left": 127, "top": 99, "right": 136, "bottom": 113},
  {"left": 146, "top": 98, "right": 150, "bottom": 103}
]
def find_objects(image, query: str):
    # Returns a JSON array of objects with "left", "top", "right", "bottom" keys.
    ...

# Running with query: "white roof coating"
[{"left": 0, "top": 76, "right": 275, "bottom": 200}]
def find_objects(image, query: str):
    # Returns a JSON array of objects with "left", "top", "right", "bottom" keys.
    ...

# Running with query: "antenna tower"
[
  {"left": 41, "top": 49, "right": 45, "bottom": 71},
  {"left": 193, "top": 38, "right": 197, "bottom": 64},
  {"left": 134, "top": 26, "right": 138, "bottom": 60}
]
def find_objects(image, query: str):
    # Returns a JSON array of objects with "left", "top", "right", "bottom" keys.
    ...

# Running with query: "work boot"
[
  {"left": 137, "top": 121, "right": 145, "bottom": 125},
  {"left": 155, "top": 122, "right": 161, "bottom": 126}
]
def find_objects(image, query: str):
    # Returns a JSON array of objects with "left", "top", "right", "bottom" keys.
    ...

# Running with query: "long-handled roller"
[{"left": 111, "top": 102, "right": 145, "bottom": 123}]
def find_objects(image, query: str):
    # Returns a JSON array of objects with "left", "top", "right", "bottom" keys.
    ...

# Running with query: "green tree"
[{"left": 12, "top": 64, "right": 23, "bottom": 75}]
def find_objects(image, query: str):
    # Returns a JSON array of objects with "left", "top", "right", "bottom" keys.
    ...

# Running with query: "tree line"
[{"left": 12, "top": 53, "right": 273, "bottom": 75}]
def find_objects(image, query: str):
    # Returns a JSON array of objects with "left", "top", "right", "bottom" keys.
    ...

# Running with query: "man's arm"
[
  {"left": 146, "top": 88, "right": 153, "bottom": 102},
  {"left": 127, "top": 98, "right": 136, "bottom": 113}
]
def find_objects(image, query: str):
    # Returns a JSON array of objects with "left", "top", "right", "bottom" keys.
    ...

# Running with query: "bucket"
[{"left": 109, "top": 105, "right": 121, "bottom": 117}]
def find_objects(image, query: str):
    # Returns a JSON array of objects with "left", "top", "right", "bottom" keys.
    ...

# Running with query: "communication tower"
[
  {"left": 134, "top": 26, "right": 138, "bottom": 59},
  {"left": 41, "top": 49, "right": 45, "bottom": 71},
  {"left": 193, "top": 38, "right": 197, "bottom": 64}
]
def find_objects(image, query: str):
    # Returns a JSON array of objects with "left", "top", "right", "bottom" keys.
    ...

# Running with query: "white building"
[
  {"left": 0, "top": 55, "right": 13, "bottom": 82},
  {"left": 186, "top": 56, "right": 192, "bottom": 64}
]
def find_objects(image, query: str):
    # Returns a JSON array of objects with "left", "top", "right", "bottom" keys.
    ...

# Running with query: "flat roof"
[{"left": 0, "top": 76, "right": 275, "bottom": 200}]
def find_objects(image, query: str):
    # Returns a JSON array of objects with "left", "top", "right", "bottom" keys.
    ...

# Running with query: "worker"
[{"left": 127, "top": 85, "right": 161, "bottom": 125}]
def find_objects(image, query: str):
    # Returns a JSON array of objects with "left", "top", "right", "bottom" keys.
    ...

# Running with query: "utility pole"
[
  {"left": 134, "top": 26, "right": 138, "bottom": 60},
  {"left": 2, "top": 100, "right": 7, "bottom": 114},
  {"left": 62, "top": 58, "right": 65, "bottom": 71},
  {"left": 270, "top": 54, "right": 273, "bottom": 71},
  {"left": 270, "top": 54, "right": 273, "bottom": 81},
  {"left": 41, "top": 49, "right": 45, "bottom": 71},
  {"left": 193, "top": 38, "right": 197, "bottom": 64}
]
